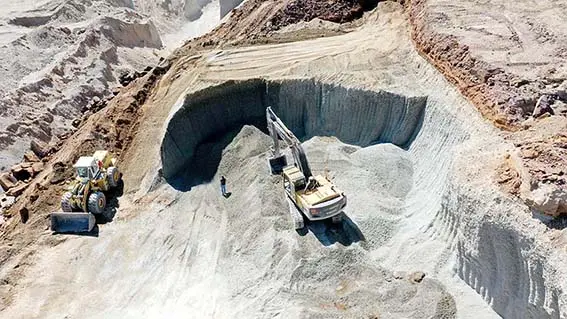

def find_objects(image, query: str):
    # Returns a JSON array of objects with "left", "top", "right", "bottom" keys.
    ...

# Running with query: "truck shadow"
[{"left": 299, "top": 213, "right": 365, "bottom": 246}]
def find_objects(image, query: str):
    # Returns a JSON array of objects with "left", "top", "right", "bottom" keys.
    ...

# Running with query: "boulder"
[
  {"left": 32, "top": 162, "right": 44, "bottom": 175},
  {"left": 21, "top": 162, "right": 32, "bottom": 169},
  {"left": 0, "top": 173, "right": 17, "bottom": 191},
  {"left": 23, "top": 151, "right": 40, "bottom": 162},
  {"left": 0, "top": 195, "right": 15, "bottom": 209},
  {"left": 6, "top": 182, "right": 29, "bottom": 197},
  {"left": 30, "top": 139, "right": 49, "bottom": 158},
  {"left": 523, "top": 183, "right": 567, "bottom": 217},
  {"left": 409, "top": 271, "right": 426, "bottom": 283},
  {"left": 533, "top": 95, "right": 555, "bottom": 118},
  {"left": 19, "top": 207, "right": 29, "bottom": 224}
]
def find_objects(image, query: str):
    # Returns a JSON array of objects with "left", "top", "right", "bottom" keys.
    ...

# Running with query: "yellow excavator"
[
  {"left": 50, "top": 150, "right": 121, "bottom": 233},
  {"left": 266, "top": 107, "right": 347, "bottom": 229}
]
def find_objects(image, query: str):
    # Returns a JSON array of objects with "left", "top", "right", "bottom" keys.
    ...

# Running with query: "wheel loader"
[
  {"left": 266, "top": 107, "right": 347, "bottom": 230},
  {"left": 50, "top": 150, "right": 121, "bottom": 233}
]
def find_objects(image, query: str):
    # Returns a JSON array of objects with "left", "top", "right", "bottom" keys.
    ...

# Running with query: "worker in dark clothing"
[{"left": 220, "top": 176, "right": 227, "bottom": 196}]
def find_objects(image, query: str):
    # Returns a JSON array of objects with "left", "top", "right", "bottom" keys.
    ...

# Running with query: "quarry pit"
[{"left": 1, "top": 2, "right": 566, "bottom": 319}]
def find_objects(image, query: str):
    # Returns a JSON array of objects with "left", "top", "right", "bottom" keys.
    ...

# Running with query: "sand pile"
[
  {"left": 0, "top": 0, "right": 241, "bottom": 172},
  {"left": 0, "top": 125, "right": 457, "bottom": 318}
]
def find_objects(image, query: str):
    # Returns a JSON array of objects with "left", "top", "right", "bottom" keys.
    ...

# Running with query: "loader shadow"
[
  {"left": 53, "top": 226, "right": 100, "bottom": 237},
  {"left": 299, "top": 213, "right": 365, "bottom": 247},
  {"left": 97, "top": 178, "right": 124, "bottom": 225}
]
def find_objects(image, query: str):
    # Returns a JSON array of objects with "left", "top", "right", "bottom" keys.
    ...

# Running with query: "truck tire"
[
  {"left": 88, "top": 191, "right": 106, "bottom": 214},
  {"left": 107, "top": 166, "right": 120, "bottom": 188},
  {"left": 61, "top": 192, "right": 74, "bottom": 212}
]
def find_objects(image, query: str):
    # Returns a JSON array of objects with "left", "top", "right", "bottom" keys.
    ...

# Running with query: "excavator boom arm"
[{"left": 266, "top": 107, "right": 312, "bottom": 178}]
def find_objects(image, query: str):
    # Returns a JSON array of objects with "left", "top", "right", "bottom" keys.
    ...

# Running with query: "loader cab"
[{"left": 74, "top": 157, "right": 100, "bottom": 180}]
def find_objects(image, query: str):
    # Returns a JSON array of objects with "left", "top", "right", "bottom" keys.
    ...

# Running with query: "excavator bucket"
[{"left": 50, "top": 212, "right": 96, "bottom": 233}]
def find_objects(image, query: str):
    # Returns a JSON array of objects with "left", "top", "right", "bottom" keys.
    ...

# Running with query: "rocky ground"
[{"left": 403, "top": 0, "right": 567, "bottom": 217}]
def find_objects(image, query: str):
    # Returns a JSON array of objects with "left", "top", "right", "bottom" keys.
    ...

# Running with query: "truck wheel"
[
  {"left": 107, "top": 166, "right": 120, "bottom": 188},
  {"left": 88, "top": 191, "right": 106, "bottom": 214},
  {"left": 61, "top": 192, "right": 74, "bottom": 212}
]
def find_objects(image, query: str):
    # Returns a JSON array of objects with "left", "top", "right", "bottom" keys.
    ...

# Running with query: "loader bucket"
[{"left": 50, "top": 212, "right": 96, "bottom": 233}]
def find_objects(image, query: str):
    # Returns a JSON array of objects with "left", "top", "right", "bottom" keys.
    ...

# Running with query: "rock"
[
  {"left": 71, "top": 119, "right": 81, "bottom": 128},
  {"left": 20, "top": 162, "right": 32, "bottom": 169},
  {"left": 521, "top": 148, "right": 539, "bottom": 159},
  {"left": 30, "top": 139, "right": 49, "bottom": 158},
  {"left": 523, "top": 183, "right": 567, "bottom": 217},
  {"left": 512, "top": 79, "right": 530, "bottom": 87},
  {"left": 409, "top": 271, "right": 426, "bottom": 283},
  {"left": 6, "top": 182, "right": 29, "bottom": 197},
  {"left": 19, "top": 207, "right": 29, "bottom": 224},
  {"left": 23, "top": 151, "right": 40, "bottom": 162},
  {"left": 393, "top": 271, "right": 405, "bottom": 279},
  {"left": 41, "top": 112, "right": 54, "bottom": 123},
  {"left": 0, "top": 195, "right": 15, "bottom": 209},
  {"left": 552, "top": 100, "right": 567, "bottom": 115},
  {"left": 533, "top": 95, "right": 556, "bottom": 118},
  {"left": 0, "top": 173, "right": 17, "bottom": 191},
  {"left": 32, "top": 162, "right": 44, "bottom": 174}
]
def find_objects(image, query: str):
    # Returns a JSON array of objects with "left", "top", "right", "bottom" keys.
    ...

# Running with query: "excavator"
[{"left": 266, "top": 107, "right": 347, "bottom": 230}]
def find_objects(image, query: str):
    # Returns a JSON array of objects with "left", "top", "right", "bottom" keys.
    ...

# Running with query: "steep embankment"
[
  {"left": 0, "top": 0, "right": 246, "bottom": 171},
  {"left": 404, "top": 0, "right": 567, "bottom": 218}
]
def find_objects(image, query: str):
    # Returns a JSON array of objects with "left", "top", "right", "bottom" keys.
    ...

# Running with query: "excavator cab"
[{"left": 282, "top": 166, "right": 306, "bottom": 195}]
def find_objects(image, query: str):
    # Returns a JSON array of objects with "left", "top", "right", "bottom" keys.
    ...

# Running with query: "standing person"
[{"left": 220, "top": 176, "right": 227, "bottom": 196}]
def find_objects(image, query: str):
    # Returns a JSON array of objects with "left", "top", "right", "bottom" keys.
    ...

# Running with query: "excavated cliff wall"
[
  {"left": 159, "top": 76, "right": 566, "bottom": 317},
  {"left": 161, "top": 78, "right": 426, "bottom": 181}
]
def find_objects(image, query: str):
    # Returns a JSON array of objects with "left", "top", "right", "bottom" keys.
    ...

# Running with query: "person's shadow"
[{"left": 223, "top": 192, "right": 232, "bottom": 198}]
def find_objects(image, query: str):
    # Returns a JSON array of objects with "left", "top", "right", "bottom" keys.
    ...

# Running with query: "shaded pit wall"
[{"left": 160, "top": 78, "right": 427, "bottom": 185}]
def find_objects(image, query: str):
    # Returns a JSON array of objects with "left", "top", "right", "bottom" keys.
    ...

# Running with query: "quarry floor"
[{"left": 1, "top": 2, "right": 566, "bottom": 319}]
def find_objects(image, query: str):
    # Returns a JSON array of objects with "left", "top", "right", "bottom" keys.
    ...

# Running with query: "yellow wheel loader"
[
  {"left": 50, "top": 150, "right": 121, "bottom": 233},
  {"left": 266, "top": 107, "right": 347, "bottom": 230}
]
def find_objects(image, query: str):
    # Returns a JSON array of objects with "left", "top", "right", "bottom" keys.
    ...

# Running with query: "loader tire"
[
  {"left": 88, "top": 191, "right": 106, "bottom": 214},
  {"left": 107, "top": 166, "right": 120, "bottom": 188},
  {"left": 61, "top": 192, "right": 74, "bottom": 212}
]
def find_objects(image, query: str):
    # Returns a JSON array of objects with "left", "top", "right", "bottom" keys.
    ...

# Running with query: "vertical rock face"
[
  {"left": 435, "top": 178, "right": 565, "bottom": 319},
  {"left": 160, "top": 78, "right": 426, "bottom": 181}
]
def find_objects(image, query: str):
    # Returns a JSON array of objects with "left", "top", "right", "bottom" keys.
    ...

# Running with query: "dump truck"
[
  {"left": 266, "top": 107, "right": 347, "bottom": 229},
  {"left": 50, "top": 150, "right": 121, "bottom": 233}
]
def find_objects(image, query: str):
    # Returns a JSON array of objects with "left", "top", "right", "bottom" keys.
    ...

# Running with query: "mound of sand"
[{"left": 0, "top": 0, "right": 242, "bottom": 172}]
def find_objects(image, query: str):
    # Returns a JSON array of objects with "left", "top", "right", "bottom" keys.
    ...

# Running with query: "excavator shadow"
[{"left": 300, "top": 213, "right": 365, "bottom": 247}]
